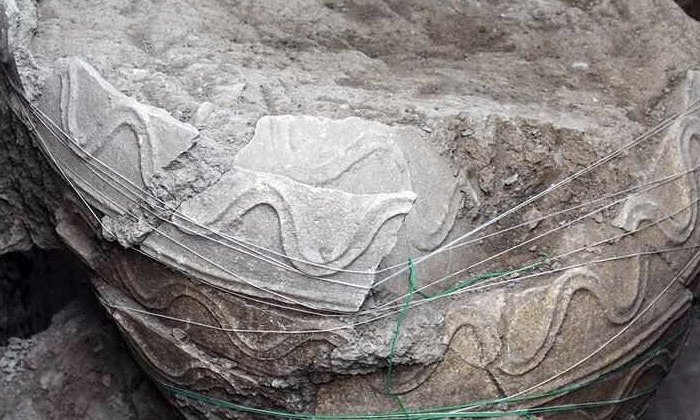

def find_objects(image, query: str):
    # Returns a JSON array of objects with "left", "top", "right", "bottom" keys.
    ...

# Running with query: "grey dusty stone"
[
  {"left": 3, "top": 0, "right": 700, "bottom": 418},
  {"left": 36, "top": 58, "right": 199, "bottom": 227},
  {"left": 191, "top": 101, "right": 215, "bottom": 127},
  {"left": 142, "top": 164, "right": 415, "bottom": 312}
]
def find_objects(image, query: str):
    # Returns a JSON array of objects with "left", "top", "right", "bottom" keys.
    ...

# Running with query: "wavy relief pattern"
[
  {"left": 59, "top": 58, "right": 198, "bottom": 185},
  {"left": 404, "top": 164, "right": 461, "bottom": 252},
  {"left": 43, "top": 58, "right": 199, "bottom": 220},
  {"left": 615, "top": 117, "right": 700, "bottom": 243},
  {"left": 187, "top": 168, "right": 415, "bottom": 273},
  {"left": 499, "top": 258, "right": 648, "bottom": 376},
  {"left": 443, "top": 292, "right": 505, "bottom": 369},
  {"left": 234, "top": 115, "right": 462, "bottom": 254},
  {"left": 141, "top": 166, "right": 415, "bottom": 311},
  {"left": 431, "top": 276, "right": 689, "bottom": 420},
  {"left": 235, "top": 115, "right": 412, "bottom": 193},
  {"left": 106, "top": 248, "right": 346, "bottom": 371},
  {"left": 615, "top": 71, "right": 700, "bottom": 245},
  {"left": 104, "top": 277, "right": 331, "bottom": 414},
  {"left": 394, "top": 126, "right": 463, "bottom": 252}
]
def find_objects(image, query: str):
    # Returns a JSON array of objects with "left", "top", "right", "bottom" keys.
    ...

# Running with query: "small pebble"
[
  {"left": 523, "top": 208, "right": 542, "bottom": 230},
  {"left": 571, "top": 61, "right": 590, "bottom": 71},
  {"left": 191, "top": 101, "right": 215, "bottom": 127},
  {"left": 504, "top": 173, "right": 519, "bottom": 186},
  {"left": 101, "top": 373, "right": 112, "bottom": 388}
]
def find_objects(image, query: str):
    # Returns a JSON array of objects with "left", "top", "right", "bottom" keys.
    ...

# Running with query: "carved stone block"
[
  {"left": 36, "top": 58, "right": 199, "bottom": 217},
  {"left": 236, "top": 115, "right": 461, "bottom": 254},
  {"left": 141, "top": 166, "right": 415, "bottom": 312},
  {"left": 6, "top": 2, "right": 700, "bottom": 418}
]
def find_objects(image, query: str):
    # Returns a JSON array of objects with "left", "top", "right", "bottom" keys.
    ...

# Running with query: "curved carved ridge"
[
  {"left": 141, "top": 166, "right": 415, "bottom": 312},
  {"left": 4, "top": 2, "right": 700, "bottom": 416},
  {"left": 614, "top": 118, "right": 700, "bottom": 243},
  {"left": 500, "top": 258, "right": 649, "bottom": 375},
  {"left": 443, "top": 291, "right": 505, "bottom": 369},
  {"left": 599, "top": 351, "right": 678, "bottom": 419},
  {"left": 10, "top": 40, "right": 700, "bottom": 419},
  {"left": 58, "top": 58, "right": 199, "bottom": 184},
  {"left": 235, "top": 114, "right": 462, "bottom": 255},
  {"left": 236, "top": 115, "right": 412, "bottom": 192},
  {"left": 370, "top": 362, "right": 442, "bottom": 396},
  {"left": 496, "top": 281, "right": 691, "bottom": 400},
  {"left": 108, "top": 293, "right": 321, "bottom": 414},
  {"left": 558, "top": 317, "right": 685, "bottom": 420},
  {"left": 534, "top": 314, "right": 688, "bottom": 419},
  {"left": 109, "top": 302, "right": 249, "bottom": 389},
  {"left": 33, "top": 57, "right": 198, "bottom": 229},
  {"left": 33, "top": 58, "right": 458, "bottom": 313},
  {"left": 187, "top": 168, "right": 414, "bottom": 272},
  {"left": 532, "top": 352, "right": 675, "bottom": 420},
  {"left": 683, "top": 69, "right": 700, "bottom": 110},
  {"left": 312, "top": 282, "right": 691, "bottom": 416},
  {"left": 433, "top": 256, "right": 653, "bottom": 381},
  {"left": 406, "top": 179, "right": 461, "bottom": 252},
  {"left": 235, "top": 115, "right": 412, "bottom": 194},
  {"left": 394, "top": 126, "right": 463, "bottom": 252},
  {"left": 105, "top": 249, "right": 347, "bottom": 368},
  {"left": 33, "top": 57, "right": 421, "bottom": 312},
  {"left": 115, "top": 313, "right": 267, "bottom": 402},
  {"left": 662, "top": 116, "right": 700, "bottom": 243},
  {"left": 615, "top": 71, "right": 700, "bottom": 245}
]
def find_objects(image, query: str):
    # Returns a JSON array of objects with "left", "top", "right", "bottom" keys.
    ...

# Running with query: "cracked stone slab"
[
  {"left": 35, "top": 58, "right": 199, "bottom": 218},
  {"left": 236, "top": 115, "right": 461, "bottom": 255},
  {"left": 141, "top": 166, "right": 415, "bottom": 312}
]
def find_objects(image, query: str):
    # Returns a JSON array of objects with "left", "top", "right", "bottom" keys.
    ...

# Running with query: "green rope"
[
  {"left": 385, "top": 258, "right": 419, "bottom": 415},
  {"left": 417, "top": 256, "right": 547, "bottom": 300},
  {"left": 383, "top": 257, "right": 546, "bottom": 414},
  {"left": 160, "top": 383, "right": 657, "bottom": 419},
  {"left": 139, "top": 258, "right": 690, "bottom": 419},
  {"left": 152, "top": 317, "right": 689, "bottom": 419}
]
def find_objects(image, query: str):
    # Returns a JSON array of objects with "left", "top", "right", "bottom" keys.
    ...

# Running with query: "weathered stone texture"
[{"left": 3, "top": 0, "right": 700, "bottom": 419}]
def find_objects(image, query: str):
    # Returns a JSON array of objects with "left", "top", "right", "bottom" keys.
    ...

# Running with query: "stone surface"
[
  {"left": 237, "top": 115, "right": 463, "bottom": 252},
  {"left": 0, "top": 1, "right": 61, "bottom": 255},
  {"left": 137, "top": 114, "right": 462, "bottom": 311},
  {"left": 142, "top": 164, "right": 415, "bottom": 311},
  {"left": 2, "top": 0, "right": 700, "bottom": 419},
  {"left": 35, "top": 58, "right": 199, "bottom": 237},
  {"left": 235, "top": 115, "right": 413, "bottom": 194}
]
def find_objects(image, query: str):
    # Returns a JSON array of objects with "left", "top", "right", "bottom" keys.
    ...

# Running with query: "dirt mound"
[{"left": 0, "top": 294, "right": 177, "bottom": 420}]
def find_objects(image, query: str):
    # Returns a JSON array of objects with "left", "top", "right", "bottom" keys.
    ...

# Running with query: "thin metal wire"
[
  {"left": 9, "top": 79, "right": 700, "bottom": 280},
  {"left": 37, "top": 119, "right": 700, "bottom": 319},
  {"left": 103, "top": 243, "right": 700, "bottom": 334},
  {"left": 8, "top": 74, "right": 700, "bottom": 322},
  {"left": 12, "top": 83, "right": 700, "bottom": 321},
  {"left": 449, "top": 248, "right": 700, "bottom": 414}
]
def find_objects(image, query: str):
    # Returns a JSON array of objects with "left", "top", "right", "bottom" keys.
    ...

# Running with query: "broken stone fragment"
[
  {"left": 141, "top": 166, "right": 416, "bottom": 312},
  {"left": 236, "top": 114, "right": 462, "bottom": 254},
  {"left": 35, "top": 58, "right": 199, "bottom": 223}
]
